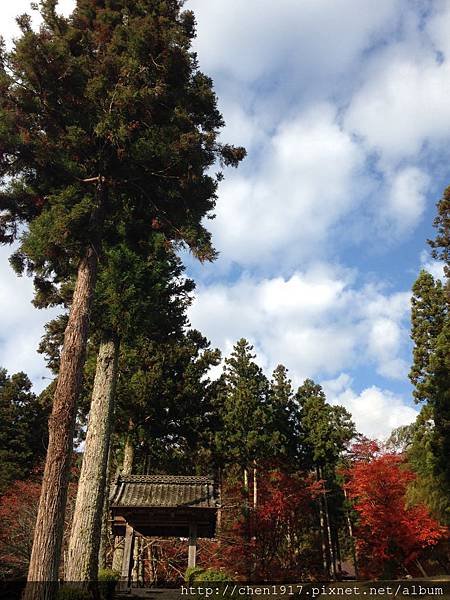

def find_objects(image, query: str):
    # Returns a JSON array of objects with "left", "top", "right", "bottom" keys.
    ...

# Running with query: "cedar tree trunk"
[
  {"left": 122, "top": 421, "right": 135, "bottom": 476},
  {"left": 66, "top": 336, "right": 119, "bottom": 581},
  {"left": 24, "top": 245, "right": 99, "bottom": 600}
]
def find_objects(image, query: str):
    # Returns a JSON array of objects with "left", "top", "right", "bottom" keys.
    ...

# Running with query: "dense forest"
[{"left": 0, "top": 0, "right": 449, "bottom": 598}]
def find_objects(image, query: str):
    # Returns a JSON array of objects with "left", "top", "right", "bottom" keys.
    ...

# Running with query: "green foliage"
[
  {"left": 113, "top": 329, "right": 221, "bottom": 474},
  {"left": 0, "top": 0, "right": 245, "bottom": 288},
  {"left": 185, "top": 565, "right": 205, "bottom": 583},
  {"left": 296, "top": 379, "right": 355, "bottom": 469},
  {"left": 98, "top": 568, "right": 119, "bottom": 600},
  {"left": 56, "top": 587, "right": 91, "bottom": 600},
  {"left": 408, "top": 269, "right": 450, "bottom": 506},
  {"left": 409, "top": 270, "right": 447, "bottom": 404},
  {"left": 213, "top": 339, "right": 276, "bottom": 469},
  {"left": 429, "top": 185, "right": 450, "bottom": 277},
  {"left": 269, "top": 364, "right": 299, "bottom": 462},
  {"left": 401, "top": 406, "right": 450, "bottom": 524},
  {"left": 0, "top": 368, "right": 49, "bottom": 492},
  {"left": 193, "top": 568, "right": 231, "bottom": 582}
]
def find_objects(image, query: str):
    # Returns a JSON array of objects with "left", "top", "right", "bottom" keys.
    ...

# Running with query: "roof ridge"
[{"left": 118, "top": 474, "right": 213, "bottom": 483}]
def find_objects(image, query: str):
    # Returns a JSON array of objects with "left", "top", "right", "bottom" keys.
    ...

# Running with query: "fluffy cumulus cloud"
[
  {"left": 322, "top": 373, "right": 418, "bottom": 440},
  {"left": 209, "top": 104, "right": 365, "bottom": 269},
  {"left": 345, "top": 50, "right": 450, "bottom": 164},
  {"left": 188, "top": 266, "right": 411, "bottom": 385},
  {"left": 383, "top": 168, "right": 430, "bottom": 235},
  {"left": 189, "top": 0, "right": 401, "bottom": 86}
]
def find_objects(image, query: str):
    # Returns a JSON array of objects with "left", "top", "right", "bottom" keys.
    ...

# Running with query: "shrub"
[
  {"left": 194, "top": 568, "right": 231, "bottom": 583},
  {"left": 56, "top": 587, "right": 91, "bottom": 600},
  {"left": 185, "top": 565, "right": 206, "bottom": 583},
  {"left": 98, "top": 568, "right": 120, "bottom": 600}
]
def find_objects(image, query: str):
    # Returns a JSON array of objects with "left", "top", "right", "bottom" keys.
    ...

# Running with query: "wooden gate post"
[
  {"left": 120, "top": 523, "right": 134, "bottom": 589},
  {"left": 188, "top": 523, "right": 197, "bottom": 568}
]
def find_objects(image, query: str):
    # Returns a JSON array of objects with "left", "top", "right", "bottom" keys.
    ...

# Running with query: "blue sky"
[{"left": 1, "top": 0, "right": 449, "bottom": 439}]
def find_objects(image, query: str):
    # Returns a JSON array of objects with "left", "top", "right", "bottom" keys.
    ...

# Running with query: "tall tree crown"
[{"left": 0, "top": 0, "right": 245, "bottom": 283}]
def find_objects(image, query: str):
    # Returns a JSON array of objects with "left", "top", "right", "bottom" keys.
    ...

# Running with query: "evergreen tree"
[
  {"left": 40, "top": 236, "right": 195, "bottom": 580},
  {"left": 409, "top": 269, "right": 450, "bottom": 502},
  {"left": 269, "top": 364, "right": 298, "bottom": 464},
  {"left": 0, "top": 1, "right": 244, "bottom": 589},
  {"left": 296, "top": 379, "right": 355, "bottom": 578},
  {"left": 296, "top": 379, "right": 355, "bottom": 470},
  {"left": 214, "top": 339, "right": 274, "bottom": 471},
  {"left": 0, "top": 369, "right": 49, "bottom": 493},
  {"left": 429, "top": 185, "right": 450, "bottom": 279},
  {"left": 389, "top": 407, "right": 450, "bottom": 525},
  {"left": 409, "top": 270, "right": 447, "bottom": 404},
  {"left": 114, "top": 329, "right": 221, "bottom": 475}
]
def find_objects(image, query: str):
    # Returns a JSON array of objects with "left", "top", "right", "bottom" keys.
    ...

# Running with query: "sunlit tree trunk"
[
  {"left": 25, "top": 243, "right": 100, "bottom": 600},
  {"left": 65, "top": 335, "right": 119, "bottom": 581}
]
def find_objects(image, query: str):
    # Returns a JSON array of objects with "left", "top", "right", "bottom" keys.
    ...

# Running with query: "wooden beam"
[
  {"left": 120, "top": 523, "right": 134, "bottom": 589},
  {"left": 188, "top": 523, "right": 197, "bottom": 568}
]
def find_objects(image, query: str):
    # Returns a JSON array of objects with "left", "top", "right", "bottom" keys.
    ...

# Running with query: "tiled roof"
[{"left": 110, "top": 475, "right": 219, "bottom": 509}]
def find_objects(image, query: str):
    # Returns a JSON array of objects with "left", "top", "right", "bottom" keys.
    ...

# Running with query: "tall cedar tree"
[
  {"left": 269, "top": 365, "right": 299, "bottom": 464},
  {"left": 64, "top": 237, "right": 194, "bottom": 580},
  {"left": 0, "top": 0, "right": 244, "bottom": 591},
  {"left": 428, "top": 184, "right": 450, "bottom": 500},
  {"left": 214, "top": 339, "right": 276, "bottom": 472},
  {"left": 409, "top": 270, "right": 450, "bottom": 499}
]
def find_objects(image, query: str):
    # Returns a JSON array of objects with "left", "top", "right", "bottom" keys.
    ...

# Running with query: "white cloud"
[
  {"left": 419, "top": 250, "right": 446, "bottom": 281},
  {"left": 189, "top": 0, "right": 401, "bottom": 86},
  {"left": 210, "top": 103, "right": 365, "bottom": 269},
  {"left": 0, "top": 247, "right": 58, "bottom": 392},
  {"left": 383, "top": 168, "right": 429, "bottom": 235},
  {"left": 1, "top": 0, "right": 74, "bottom": 48},
  {"left": 345, "top": 49, "right": 450, "bottom": 163},
  {"left": 322, "top": 373, "right": 418, "bottom": 439},
  {"left": 189, "top": 267, "right": 411, "bottom": 386}
]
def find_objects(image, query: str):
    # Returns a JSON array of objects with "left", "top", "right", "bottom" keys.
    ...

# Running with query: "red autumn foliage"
[
  {"left": 0, "top": 465, "right": 78, "bottom": 579},
  {"left": 0, "top": 478, "right": 41, "bottom": 578},
  {"left": 204, "top": 467, "right": 323, "bottom": 581},
  {"left": 345, "top": 447, "right": 447, "bottom": 579}
]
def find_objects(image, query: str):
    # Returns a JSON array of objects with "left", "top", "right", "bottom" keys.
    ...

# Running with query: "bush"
[
  {"left": 98, "top": 568, "right": 120, "bottom": 600},
  {"left": 56, "top": 587, "right": 91, "bottom": 600},
  {"left": 185, "top": 565, "right": 206, "bottom": 583},
  {"left": 194, "top": 568, "right": 231, "bottom": 583}
]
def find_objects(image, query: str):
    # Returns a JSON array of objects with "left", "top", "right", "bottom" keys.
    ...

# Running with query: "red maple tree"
[
  {"left": 202, "top": 466, "right": 323, "bottom": 581},
  {"left": 345, "top": 446, "right": 446, "bottom": 578},
  {"left": 0, "top": 479, "right": 41, "bottom": 578}
]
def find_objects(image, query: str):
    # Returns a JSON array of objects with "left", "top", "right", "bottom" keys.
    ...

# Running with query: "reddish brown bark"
[{"left": 24, "top": 245, "right": 99, "bottom": 600}]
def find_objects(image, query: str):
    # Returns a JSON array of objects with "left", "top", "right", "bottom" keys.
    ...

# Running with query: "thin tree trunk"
[
  {"left": 98, "top": 448, "right": 113, "bottom": 571},
  {"left": 415, "top": 559, "right": 428, "bottom": 578},
  {"left": 323, "top": 486, "right": 337, "bottom": 579},
  {"left": 252, "top": 461, "right": 257, "bottom": 508},
  {"left": 243, "top": 468, "right": 248, "bottom": 493},
  {"left": 66, "top": 336, "right": 119, "bottom": 582},
  {"left": 316, "top": 467, "right": 330, "bottom": 578},
  {"left": 25, "top": 244, "right": 99, "bottom": 600},
  {"left": 343, "top": 487, "right": 358, "bottom": 579},
  {"left": 122, "top": 421, "right": 135, "bottom": 475}
]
